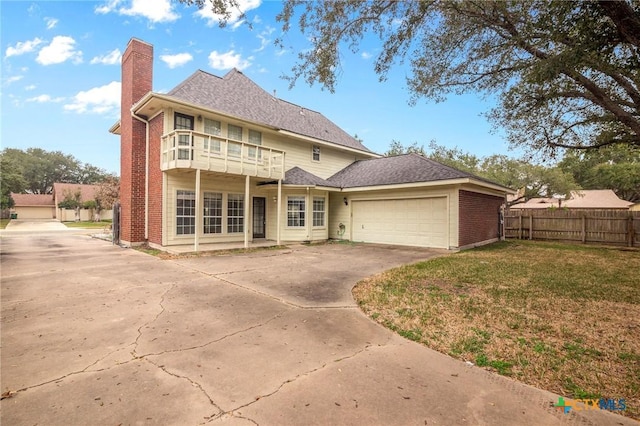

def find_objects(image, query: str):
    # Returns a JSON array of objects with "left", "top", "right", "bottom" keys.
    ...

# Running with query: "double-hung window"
[
  {"left": 174, "top": 113, "right": 194, "bottom": 160},
  {"left": 203, "top": 192, "right": 222, "bottom": 234},
  {"left": 312, "top": 145, "right": 320, "bottom": 162},
  {"left": 248, "top": 129, "right": 262, "bottom": 160},
  {"left": 203, "top": 118, "right": 221, "bottom": 153},
  {"left": 176, "top": 190, "right": 196, "bottom": 235},
  {"left": 227, "top": 194, "right": 244, "bottom": 233},
  {"left": 313, "top": 197, "right": 325, "bottom": 227},
  {"left": 227, "top": 124, "right": 243, "bottom": 157},
  {"left": 287, "top": 196, "right": 305, "bottom": 227}
]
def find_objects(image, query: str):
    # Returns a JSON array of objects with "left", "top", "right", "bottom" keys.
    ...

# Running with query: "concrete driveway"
[{"left": 1, "top": 233, "right": 633, "bottom": 425}]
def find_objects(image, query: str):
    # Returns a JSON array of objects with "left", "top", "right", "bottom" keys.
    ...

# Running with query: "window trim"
[
  {"left": 312, "top": 145, "right": 320, "bottom": 162},
  {"left": 227, "top": 124, "right": 243, "bottom": 157},
  {"left": 176, "top": 189, "right": 196, "bottom": 236},
  {"left": 203, "top": 191, "right": 223, "bottom": 234},
  {"left": 227, "top": 193, "right": 244, "bottom": 234},
  {"left": 203, "top": 118, "right": 222, "bottom": 153},
  {"left": 287, "top": 196, "right": 306, "bottom": 228},
  {"left": 312, "top": 196, "right": 325, "bottom": 228}
]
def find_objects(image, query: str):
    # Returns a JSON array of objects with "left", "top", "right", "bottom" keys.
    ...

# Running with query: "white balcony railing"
[{"left": 161, "top": 130, "right": 285, "bottom": 180}]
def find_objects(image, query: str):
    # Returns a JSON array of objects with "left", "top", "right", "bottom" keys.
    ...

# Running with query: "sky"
[{"left": 1, "top": 0, "right": 515, "bottom": 175}]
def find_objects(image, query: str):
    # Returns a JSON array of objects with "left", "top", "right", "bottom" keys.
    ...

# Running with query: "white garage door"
[
  {"left": 14, "top": 206, "right": 54, "bottom": 219},
  {"left": 352, "top": 198, "right": 448, "bottom": 248}
]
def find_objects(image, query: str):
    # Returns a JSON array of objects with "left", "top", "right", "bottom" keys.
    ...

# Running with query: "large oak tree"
[{"left": 184, "top": 0, "right": 640, "bottom": 156}]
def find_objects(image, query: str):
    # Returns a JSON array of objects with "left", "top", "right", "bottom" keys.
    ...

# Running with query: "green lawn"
[
  {"left": 353, "top": 240, "right": 640, "bottom": 420},
  {"left": 0, "top": 219, "right": 10, "bottom": 229},
  {"left": 63, "top": 220, "right": 112, "bottom": 229}
]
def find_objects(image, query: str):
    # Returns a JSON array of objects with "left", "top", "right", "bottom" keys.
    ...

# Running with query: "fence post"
[
  {"left": 529, "top": 214, "right": 533, "bottom": 240},
  {"left": 582, "top": 214, "right": 586, "bottom": 243},
  {"left": 628, "top": 212, "right": 634, "bottom": 247},
  {"left": 518, "top": 212, "right": 523, "bottom": 240}
]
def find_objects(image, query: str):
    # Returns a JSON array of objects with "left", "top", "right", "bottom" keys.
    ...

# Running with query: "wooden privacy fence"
[{"left": 503, "top": 209, "right": 640, "bottom": 247}]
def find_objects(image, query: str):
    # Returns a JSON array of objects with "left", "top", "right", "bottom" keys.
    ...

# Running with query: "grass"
[
  {"left": 353, "top": 240, "right": 640, "bottom": 420},
  {"left": 0, "top": 219, "right": 9, "bottom": 229},
  {"left": 63, "top": 220, "right": 112, "bottom": 229}
]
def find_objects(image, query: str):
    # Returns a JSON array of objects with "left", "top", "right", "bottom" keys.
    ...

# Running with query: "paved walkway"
[{"left": 1, "top": 233, "right": 634, "bottom": 425}]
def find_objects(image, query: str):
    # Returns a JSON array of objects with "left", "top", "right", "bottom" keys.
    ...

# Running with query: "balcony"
[{"left": 161, "top": 130, "right": 285, "bottom": 180}]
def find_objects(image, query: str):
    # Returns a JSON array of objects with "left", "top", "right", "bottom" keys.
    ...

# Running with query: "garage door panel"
[{"left": 352, "top": 198, "right": 448, "bottom": 248}]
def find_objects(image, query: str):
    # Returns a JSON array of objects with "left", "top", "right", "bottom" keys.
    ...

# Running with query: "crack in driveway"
[
  {"left": 142, "top": 357, "right": 223, "bottom": 422},
  {"left": 219, "top": 343, "right": 374, "bottom": 422}
]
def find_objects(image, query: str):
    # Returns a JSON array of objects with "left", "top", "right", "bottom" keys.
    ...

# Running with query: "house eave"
[
  {"left": 340, "top": 178, "right": 515, "bottom": 194},
  {"left": 109, "top": 121, "right": 121, "bottom": 135}
]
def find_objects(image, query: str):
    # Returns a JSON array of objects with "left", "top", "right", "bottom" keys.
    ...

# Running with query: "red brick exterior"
[
  {"left": 458, "top": 190, "right": 504, "bottom": 247},
  {"left": 147, "top": 113, "right": 164, "bottom": 245},
  {"left": 120, "top": 39, "right": 153, "bottom": 244}
]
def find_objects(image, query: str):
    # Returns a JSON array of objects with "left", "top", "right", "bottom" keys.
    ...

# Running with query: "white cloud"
[
  {"left": 195, "top": 0, "right": 261, "bottom": 27},
  {"left": 97, "top": 0, "right": 178, "bottom": 23},
  {"left": 90, "top": 48, "right": 122, "bottom": 65},
  {"left": 160, "top": 52, "right": 193, "bottom": 69},
  {"left": 208, "top": 50, "right": 252, "bottom": 71},
  {"left": 27, "top": 94, "right": 64, "bottom": 103},
  {"left": 5, "top": 38, "right": 43, "bottom": 58},
  {"left": 64, "top": 81, "right": 121, "bottom": 114},
  {"left": 37, "top": 36, "right": 83, "bottom": 65},
  {"left": 254, "top": 26, "right": 274, "bottom": 52},
  {"left": 95, "top": 0, "right": 121, "bottom": 14},
  {"left": 361, "top": 51, "right": 372, "bottom": 60},
  {"left": 4, "top": 75, "right": 23, "bottom": 85},
  {"left": 25, "top": 84, "right": 37, "bottom": 91},
  {"left": 45, "top": 17, "right": 59, "bottom": 29}
]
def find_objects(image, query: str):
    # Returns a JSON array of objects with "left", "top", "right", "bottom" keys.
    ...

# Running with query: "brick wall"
[
  {"left": 147, "top": 113, "right": 164, "bottom": 245},
  {"left": 120, "top": 39, "right": 153, "bottom": 244},
  {"left": 458, "top": 190, "right": 504, "bottom": 247}
]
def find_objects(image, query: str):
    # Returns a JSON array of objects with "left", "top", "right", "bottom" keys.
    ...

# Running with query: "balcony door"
[
  {"left": 174, "top": 113, "right": 194, "bottom": 160},
  {"left": 252, "top": 197, "right": 266, "bottom": 238}
]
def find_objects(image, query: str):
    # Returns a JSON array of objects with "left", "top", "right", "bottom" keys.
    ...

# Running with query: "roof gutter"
[{"left": 340, "top": 178, "right": 515, "bottom": 194}]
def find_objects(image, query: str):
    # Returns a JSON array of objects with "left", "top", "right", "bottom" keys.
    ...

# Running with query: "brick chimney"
[{"left": 120, "top": 38, "right": 152, "bottom": 245}]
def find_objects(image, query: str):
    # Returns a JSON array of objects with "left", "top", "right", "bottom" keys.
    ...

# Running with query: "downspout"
[
  {"left": 306, "top": 186, "right": 311, "bottom": 241},
  {"left": 131, "top": 111, "right": 149, "bottom": 241}
]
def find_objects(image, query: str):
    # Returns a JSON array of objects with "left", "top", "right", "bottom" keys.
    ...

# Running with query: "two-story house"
[{"left": 112, "top": 38, "right": 513, "bottom": 252}]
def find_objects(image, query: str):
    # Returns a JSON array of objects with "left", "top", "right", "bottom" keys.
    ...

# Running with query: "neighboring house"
[
  {"left": 9, "top": 193, "right": 55, "bottom": 219},
  {"left": 110, "top": 38, "right": 514, "bottom": 251},
  {"left": 53, "top": 183, "right": 113, "bottom": 221},
  {"left": 510, "top": 189, "right": 633, "bottom": 210}
]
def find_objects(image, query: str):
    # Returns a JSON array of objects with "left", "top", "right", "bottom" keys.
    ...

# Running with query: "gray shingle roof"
[
  {"left": 282, "top": 167, "right": 339, "bottom": 187},
  {"left": 327, "top": 153, "right": 508, "bottom": 189},
  {"left": 167, "top": 69, "right": 373, "bottom": 153}
]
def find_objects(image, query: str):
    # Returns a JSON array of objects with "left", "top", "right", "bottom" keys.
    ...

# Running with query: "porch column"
[
  {"left": 244, "top": 175, "right": 250, "bottom": 248},
  {"left": 194, "top": 168, "right": 201, "bottom": 252},
  {"left": 276, "top": 179, "right": 282, "bottom": 245}
]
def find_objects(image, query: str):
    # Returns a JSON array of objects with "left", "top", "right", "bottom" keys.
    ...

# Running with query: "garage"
[
  {"left": 10, "top": 193, "right": 55, "bottom": 220},
  {"left": 351, "top": 197, "right": 449, "bottom": 248}
]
